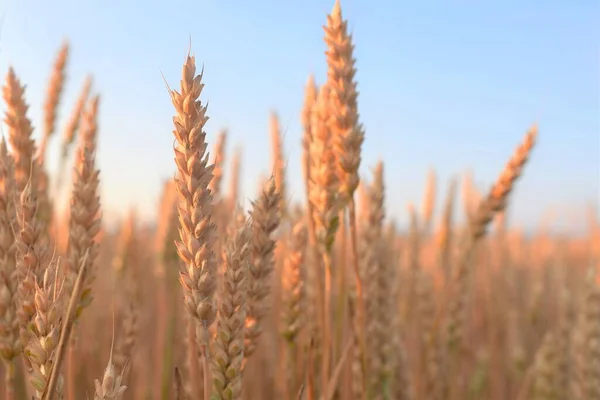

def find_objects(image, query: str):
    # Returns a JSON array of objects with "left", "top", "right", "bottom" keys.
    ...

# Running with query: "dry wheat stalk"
[
  {"left": 436, "top": 179, "right": 457, "bottom": 285},
  {"left": 446, "top": 126, "right": 538, "bottom": 352},
  {"left": 421, "top": 169, "right": 436, "bottom": 236},
  {"left": 57, "top": 76, "right": 93, "bottom": 191},
  {"left": 461, "top": 171, "right": 478, "bottom": 222},
  {"left": 39, "top": 42, "right": 69, "bottom": 165},
  {"left": 169, "top": 53, "right": 218, "bottom": 400},
  {"left": 281, "top": 220, "right": 307, "bottom": 345},
  {"left": 280, "top": 220, "right": 308, "bottom": 398},
  {"left": 65, "top": 95, "right": 101, "bottom": 319},
  {"left": 209, "top": 129, "right": 227, "bottom": 199},
  {"left": 112, "top": 209, "right": 137, "bottom": 276},
  {"left": 112, "top": 211, "right": 140, "bottom": 376},
  {"left": 212, "top": 210, "right": 251, "bottom": 400},
  {"left": 3, "top": 67, "right": 37, "bottom": 193},
  {"left": 34, "top": 162, "right": 53, "bottom": 240},
  {"left": 360, "top": 162, "right": 395, "bottom": 399},
  {"left": 301, "top": 74, "right": 318, "bottom": 191},
  {"left": 114, "top": 296, "right": 138, "bottom": 379},
  {"left": 245, "top": 178, "right": 281, "bottom": 360},
  {"left": 270, "top": 111, "right": 287, "bottom": 217},
  {"left": 324, "top": 0, "right": 363, "bottom": 202},
  {"left": 228, "top": 148, "right": 241, "bottom": 213},
  {"left": 307, "top": 84, "right": 339, "bottom": 251},
  {"left": 0, "top": 138, "right": 18, "bottom": 399},
  {"left": 323, "top": 4, "right": 367, "bottom": 393},
  {"left": 62, "top": 93, "right": 101, "bottom": 400},
  {"left": 403, "top": 203, "right": 421, "bottom": 323},
  {"left": 63, "top": 96, "right": 101, "bottom": 400},
  {"left": 307, "top": 84, "right": 340, "bottom": 394},
  {"left": 169, "top": 53, "right": 217, "bottom": 331}
]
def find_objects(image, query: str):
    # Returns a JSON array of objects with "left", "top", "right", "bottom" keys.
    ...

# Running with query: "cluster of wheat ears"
[{"left": 0, "top": 1, "right": 598, "bottom": 400}]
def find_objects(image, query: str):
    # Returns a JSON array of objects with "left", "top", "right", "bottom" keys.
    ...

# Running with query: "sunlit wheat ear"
[
  {"left": 470, "top": 125, "right": 538, "bottom": 239},
  {"left": 56, "top": 76, "right": 93, "bottom": 192},
  {"left": 169, "top": 52, "right": 217, "bottom": 343},
  {"left": 323, "top": 5, "right": 369, "bottom": 395},
  {"left": 2, "top": 67, "right": 36, "bottom": 193},
  {"left": 301, "top": 74, "right": 318, "bottom": 190},
  {"left": 359, "top": 161, "right": 394, "bottom": 397},
  {"left": 209, "top": 128, "right": 227, "bottom": 199},
  {"left": 62, "top": 76, "right": 93, "bottom": 154},
  {"left": 445, "top": 125, "right": 538, "bottom": 356},
  {"left": 244, "top": 178, "right": 281, "bottom": 361},
  {"left": 39, "top": 41, "right": 69, "bottom": 164},
  {"left": 65, "top": 95, "right": 101, "bottom": 321},
  {"left": 436, "top": 178, "right": 457, "bottom": 284},
  {"left": 227, "top": 147, "right": 241, "bottom": 213},
  {"left": 269, "top": 110, "right": 287, "bottom": 217},
  {"left": 0, "top": 138, "right": 18, "bottom": 359},
  {"left": 461, "top": 170, "right": 475, "bottom": 222},
  {"left": 168, "top": 53, "right": 218, "bottom": 400},
  {"left": 307, "top": 83, "right": 340, "bottom": 393},
  {"left": 281, "top": 219, "right": 307, "bottom": 344},
  {"left": 308, "top": 85, "right": 339, "bottom": 252},
  {"left": 0, "top": 138, "right": 19, "bottom": 399},
  {"left": 212, "top": 210, "right": 251, "bottom": 400},
  {"left": 421, "top": 168, "right": 436, "bottom": 236},
  {"left": 324, "top": 0, "right": 363, "bottom": 202},
  {"left": 36, "top": 41, "right": 68, "bottom": 235},
  {"left": 279, "top": 218, "right": 307, "bottom": 398},
  {"left": 112, "top": 211, "right": 140, "bottom": 376}
]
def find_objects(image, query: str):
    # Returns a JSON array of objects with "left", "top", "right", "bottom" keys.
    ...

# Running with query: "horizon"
[{"left": 0, "top": 0, "right": 598, "bottom": 234}]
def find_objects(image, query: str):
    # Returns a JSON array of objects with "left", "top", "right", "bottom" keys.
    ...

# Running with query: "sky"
[{"left": 0, "top": 0, "right": 598, "bottom": 233}]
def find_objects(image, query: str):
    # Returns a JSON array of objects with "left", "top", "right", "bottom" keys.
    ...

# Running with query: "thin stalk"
[
  {"left": 334, "top": 211, "right": 347, "bottom": 360},
  {"left": 348, "top": 198, "right": 367, "bottom": 400},
  {"left": 154, "top": 277, "right": 167, "bottom": 398},
  {"left": 186, "top": 319, "right": 199, "bottom": 397},
  {"left": 161, "top": 295, "right": 178, "bottom": 399},
  {"left": 66, "top": 342, "right": 76, "bottom": 399},
  {"left": 43, "top": 251, "right": 90, "bottom": 400},
  {"left": 287, "top": 342, "right": 298, "bottom": 400},
  {"left": 322, "top": 251, "right": 333, "bottom": 397},
  {"left": 201, "top": 348, "right": 210, "bottom": 400},
  {"left": 4, "top": 360, "right": 15, "bottom": 400}
]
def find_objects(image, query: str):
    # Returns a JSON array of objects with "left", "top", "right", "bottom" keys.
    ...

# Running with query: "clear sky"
[{"left": 0, "top": 0, "right": 598, "bottom": 233}]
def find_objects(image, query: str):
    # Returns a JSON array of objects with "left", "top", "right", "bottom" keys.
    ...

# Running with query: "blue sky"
[{"left": 0, "top": 0, "right": 597, "bottom": 233}]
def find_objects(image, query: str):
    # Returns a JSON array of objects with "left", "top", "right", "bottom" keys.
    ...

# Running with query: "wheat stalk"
[{"left": 212, "top": 210, "right": 251, "bottom": 400}]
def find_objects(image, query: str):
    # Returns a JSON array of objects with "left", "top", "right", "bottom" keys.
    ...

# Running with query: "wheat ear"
[
  {"left": 169, "top": 52, "right": 217, "bottom": 400},
  {"left": 244, "top": 178, "right": 281, "bottom": 361},
  {"left": 39, "top": 41, "right": 69, "bottom": 165},
  {"left": 212, "top": 210, "right": 251, "bottom": 400},
  {"left": 0, "top": 138, "right": 18, "bottom": 399}
]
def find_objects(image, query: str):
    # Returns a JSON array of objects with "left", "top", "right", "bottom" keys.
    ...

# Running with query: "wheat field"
[{"left": 0, "top": 1, "right": 598, "bottom": 400}]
